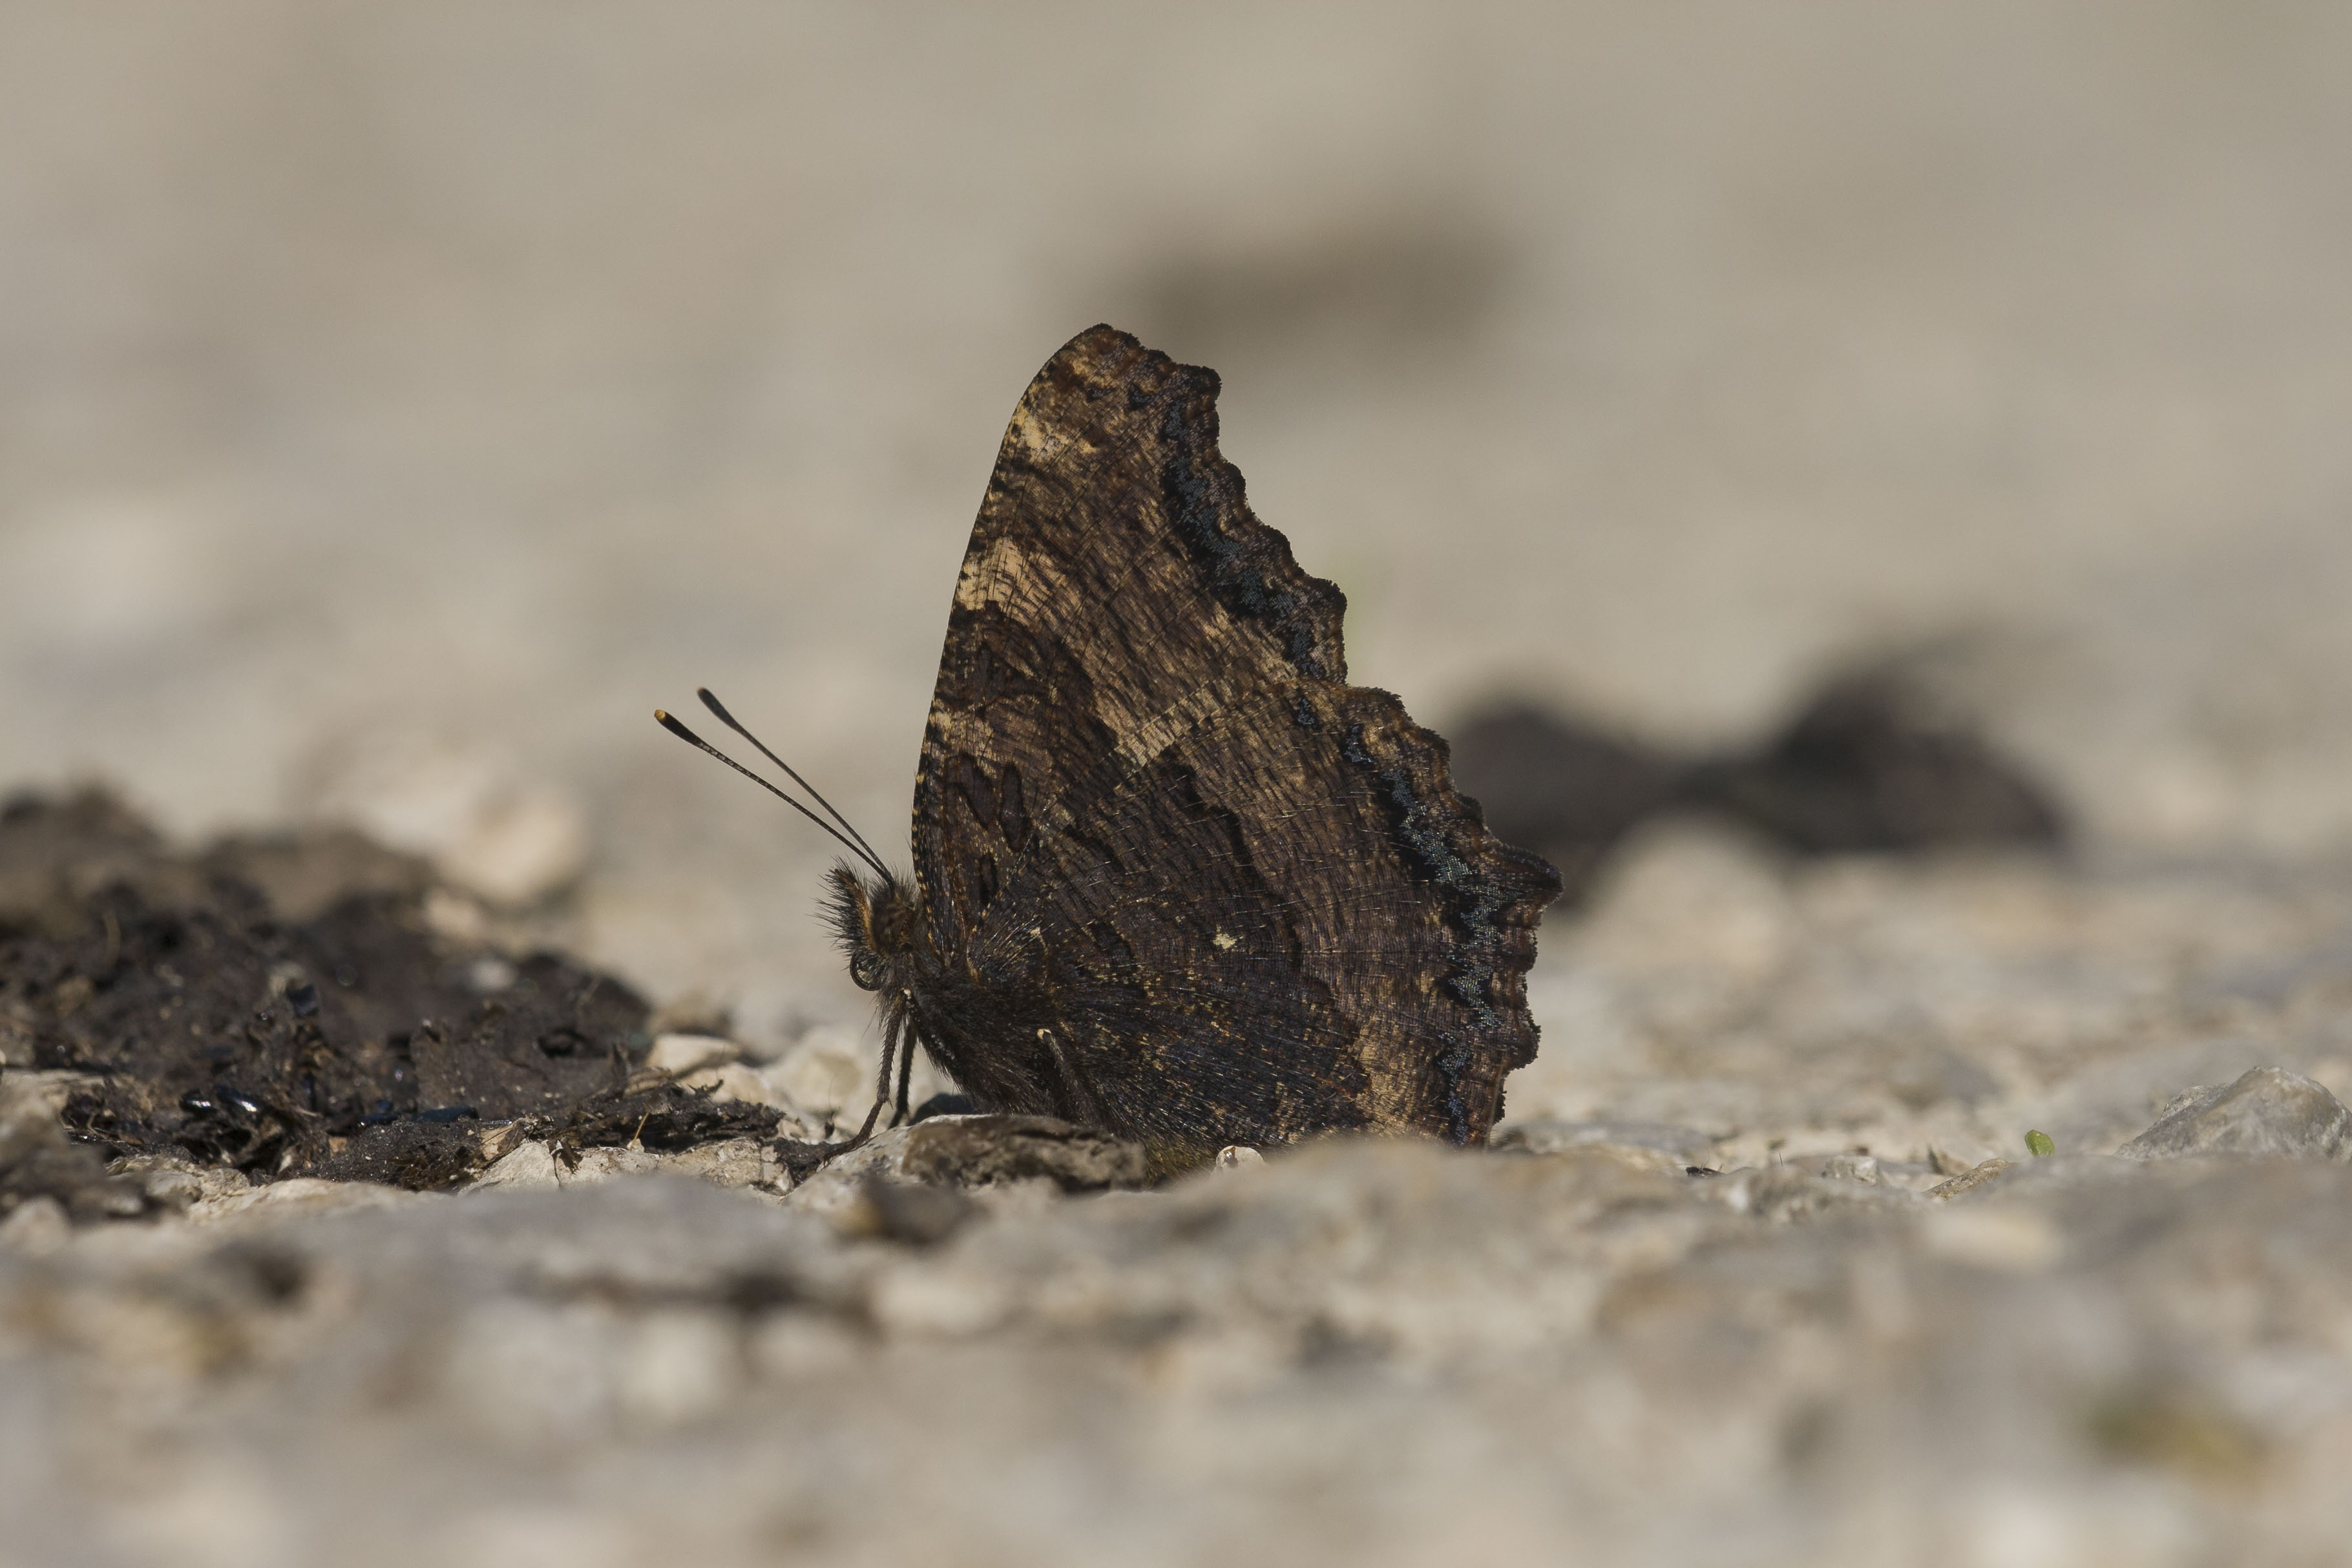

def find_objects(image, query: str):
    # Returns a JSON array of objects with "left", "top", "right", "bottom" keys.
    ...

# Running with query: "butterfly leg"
[
  {"left": 889, "top": 1025, "right": 918, "bottom": 1127},
  {"left": 839, "top": 1012, "right": 899, "bottom": 1147}
]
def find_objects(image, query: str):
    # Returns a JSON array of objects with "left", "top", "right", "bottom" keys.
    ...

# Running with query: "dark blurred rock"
[
  {"left": 1688, "top": 668, "right": 2065, "bottom": 854},
  {"left": 843, "top": 1173, "right": 978, "bottom": 1246},
  {"left": 1447, "top": 704, "right": 1683, "bottom": 903},
  {"left": 1451, "top": 661, "right": 2064, "bottom": 904}
]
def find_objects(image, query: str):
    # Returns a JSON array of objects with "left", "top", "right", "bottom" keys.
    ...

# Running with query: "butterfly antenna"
[
  {"left": 695, "top": 688, "right": 890, "bottom": 873},
  {"left": 655, "top": 709, "right": 892, "bottom": 881}
]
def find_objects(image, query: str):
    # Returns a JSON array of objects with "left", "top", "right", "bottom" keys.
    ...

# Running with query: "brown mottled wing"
[{"left": 912, "top": 325, "right": 1559, "bottom": 1156}]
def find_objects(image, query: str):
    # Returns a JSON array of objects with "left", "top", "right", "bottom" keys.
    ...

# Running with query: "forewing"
[{"left": 912, "top": 326, "right": 1347, "bottom": 953}]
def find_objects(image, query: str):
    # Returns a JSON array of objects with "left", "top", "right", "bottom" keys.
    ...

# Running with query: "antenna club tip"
[{"left": 653, "top": 709, "right": 670, "bottom": 722}]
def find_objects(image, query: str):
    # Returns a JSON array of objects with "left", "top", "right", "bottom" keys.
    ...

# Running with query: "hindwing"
[{"left": 908, "top": 325, "right": 1559, "bottom": 1158}]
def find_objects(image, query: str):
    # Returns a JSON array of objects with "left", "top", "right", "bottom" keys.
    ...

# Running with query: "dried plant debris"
[
  {"left": 1452, "top": 660, "right": 2064, "bottom": 904},
  {"left": 0, "top": 789, "right": 777, "bottom": 1204}
]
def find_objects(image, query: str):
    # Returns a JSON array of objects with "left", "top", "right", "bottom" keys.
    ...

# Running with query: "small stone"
[
  {"left": 471, "top": 1140, "right": 561, "bottom": 1191},
  {"left": 187, "top": 1178, "right": 421, "bottom": 1226},
  {"left": 770, "top": 1029, "right": 866, "bottom": 1120},
  {"left": 109, "top": 1152, "right": 253, "bottom": 1205},
  {"left": 2116, "top": 1067, "right": 2352, "bottom": 1161},
  {"left": 1927, "top": 1158, "right": 2015, "bottom": 1200},
  {"left": 139, "top": 1167, "right": 205, "bottom": 1209},
  {"left": 564, "top": 1146, "right": 661, "bottom": 1185},
  {"left": 645, "top": 1033, "right": 737, "bottom": 1076},
  {"left": 1822, "top": 1152, "right": 1881, "bottom": 1185},
  {"left": 1928, "top": 1144, "right": 1996, "bottom": 1178},
  {"left": 304, "top": 737, "right": 589, "bottom": 907},
  {"left": 838, "top": 1175, "right": 976, "bottom": 1246},
  {"left": 0, "top": 1196, "right": 70, "bottom": 1253},
  {"left": 696, "top": 1061, "right": 795, "bottom": 1110},
  {"left": 657, "top": 1137, "right": 771, "bottom": 1189}
]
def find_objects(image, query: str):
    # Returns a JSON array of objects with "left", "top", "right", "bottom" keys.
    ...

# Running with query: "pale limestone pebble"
[
  {"left": 2116, "top": 1065, "right": 2352, "bottom": 1161},
  {"left": 529, "top": 1138, "right": 782, "bottom": 1193},
  {"left": 0, "top": 1195, "right": 70, "bottom": 1254},
  {"left": 184, "top": 1178, "right": 429, "bottom": 1226},
  {"left": 301, "top": 735, "right": 589, "bottom": 907},
  {"left": 766, "top": 1027, "right": 868, "bottom": 1121},
  {"left": 0, "top": 1068, "right": 106, "bottom": 1120},
  {"left": 654, "top": 1136, "right": 779, "bottom": 1189},
  {"left": 470, "top": 1139, "right": 561, "bottom": 1191},
  {"left": 641, "top": 1032, "right": 739, "bottom": 1078},
  {"left": 1820, "top": 1151, "right": 1881, "bottom": 1185},
  {"left": 635, "top": 1031, "right": 819, "bottom": 1124},
  {"left": 759, "top": 1025, "right": 950, "bottom": 1134},
  {"left": 470, "top": 1124, "right": 799, "bottom": 1194},
  {"left": 419, "top": 886, "right": 491, "bottom": 945},
  {"left": 107, "top": 1151, "right": 253, "bottom": 1209},
  {"left": 562, "top": 1146, "right": 662, "bottom": 1186},
  {"left": 779, "top": 1124, "right": 919, "bottom": 1218},
  {"left": 1928, "top": 1139, "right": 2008, "bottom": 1176},
  {"left": 693, "top": 1060, "right": 812, "bottom": 1120}
]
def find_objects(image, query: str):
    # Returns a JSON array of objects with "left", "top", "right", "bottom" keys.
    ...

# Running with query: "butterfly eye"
[{"left": 849, "top": 950, "right": 886, "bottom": 991}]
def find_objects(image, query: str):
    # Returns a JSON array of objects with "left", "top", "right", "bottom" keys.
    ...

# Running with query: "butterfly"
[{"left": 662, "top": 326, "right": 1560, "bottom": 1173}]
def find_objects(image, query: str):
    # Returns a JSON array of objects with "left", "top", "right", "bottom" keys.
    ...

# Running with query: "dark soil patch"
[{"left": 0, "top": 789, "right": 779, "bottom": 1200}]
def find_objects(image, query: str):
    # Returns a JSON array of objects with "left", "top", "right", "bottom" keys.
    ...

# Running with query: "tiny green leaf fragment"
[{"left": 2024, "top": 1129, "right": 2056, "bottom": 1158}]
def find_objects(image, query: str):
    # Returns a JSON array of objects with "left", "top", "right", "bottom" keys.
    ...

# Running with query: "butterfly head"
[{"left": 826, "top": 862, "right": 922, "bottom": 994}]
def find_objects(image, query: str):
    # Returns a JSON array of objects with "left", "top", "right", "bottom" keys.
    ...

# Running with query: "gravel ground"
[{"left": 6, "top": 5, "right": 2352, "bottom": 1563}]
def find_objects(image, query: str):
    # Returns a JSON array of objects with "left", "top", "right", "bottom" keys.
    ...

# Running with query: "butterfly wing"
[{"left": 910, "top": 326, "right": 1559, "bottom": 1161}]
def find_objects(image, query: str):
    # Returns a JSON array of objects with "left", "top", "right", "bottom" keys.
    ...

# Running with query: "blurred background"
[{"left": 5, "top": 1, "right": 2350, "bottom": 1045}]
